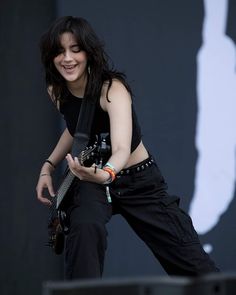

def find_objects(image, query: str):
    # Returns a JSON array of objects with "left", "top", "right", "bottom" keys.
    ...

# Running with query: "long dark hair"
[{"left": 39, "top": 16, "right": 132, "bottom": 103}]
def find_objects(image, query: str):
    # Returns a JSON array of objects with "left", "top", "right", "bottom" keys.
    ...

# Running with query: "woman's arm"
[
  {"left": 43, "top": 127, "right": 73, "bottom": 167},
  {"left": 101, "top": 80, "right": 132, "bottom": 172},
  {"left": 65, "top": 80, "right": 133, "bottom": 183},
  {"left": 36, "top": 128, "right": 73, "bottom": 205}
]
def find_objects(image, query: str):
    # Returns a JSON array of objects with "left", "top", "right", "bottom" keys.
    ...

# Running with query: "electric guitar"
[{"left": 47, "top": 133, "right": 110, "bottom": 255}]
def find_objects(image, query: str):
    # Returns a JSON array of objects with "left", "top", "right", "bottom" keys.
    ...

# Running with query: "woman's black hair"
[{"left": 39, "top": 16, "right": 132, "bottom": 103}]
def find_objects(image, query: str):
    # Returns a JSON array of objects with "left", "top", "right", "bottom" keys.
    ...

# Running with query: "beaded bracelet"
[{"left": 45, "top": 159, "right": 56, "bottom": 169}]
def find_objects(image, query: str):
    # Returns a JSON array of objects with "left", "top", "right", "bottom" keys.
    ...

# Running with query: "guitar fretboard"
[{"left": 56, "top": 171, "right": 75, "bottom": 209}]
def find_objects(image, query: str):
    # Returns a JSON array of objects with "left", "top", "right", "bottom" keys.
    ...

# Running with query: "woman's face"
[{"left": 53, "top": 32, "right": 88, "bottom": 88}]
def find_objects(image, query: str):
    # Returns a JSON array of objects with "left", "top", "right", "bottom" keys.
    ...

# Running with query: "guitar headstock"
[
  {"left": 79, "top": 143, "right": 98, "bottom": 166},
  {"left": 79, "top": 133, "right": 111, "bottom": 167}
]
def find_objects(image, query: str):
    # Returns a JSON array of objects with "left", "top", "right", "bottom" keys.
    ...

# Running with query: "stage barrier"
[{"left": 42, "top": 273, "right": 236, "bottom": 295}]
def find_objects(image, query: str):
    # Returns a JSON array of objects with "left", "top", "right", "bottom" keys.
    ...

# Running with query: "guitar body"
[
  {"left": 47, "top": 133, "right": 110, "bottom": 255},
  {"left": 47, "top": 214, "right": 65, "bottom": 255}
]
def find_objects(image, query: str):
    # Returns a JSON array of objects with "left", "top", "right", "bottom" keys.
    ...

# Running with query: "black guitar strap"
[{"left": 71, "top": 95, "right": 97, "bottom": 157}]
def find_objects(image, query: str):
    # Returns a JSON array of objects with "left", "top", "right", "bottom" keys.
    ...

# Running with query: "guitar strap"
[{"left": 71, "top": 95, "right": 98, "bottom": 157}]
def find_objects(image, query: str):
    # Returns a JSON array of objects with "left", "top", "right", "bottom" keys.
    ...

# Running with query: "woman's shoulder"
[
  {"left": 100, "top": 79, "right": 132, "bottom": 111},
  {"left": 47, "top": 85, "right": 60, "bottom": 110},
  {"left": 103, "top": 78, "right": 129, "bottom": 93},
  {"left": 101, "top": 79, "right": 131, "bottom": 101},
  {"left": 47, "top": 85, "right": 56, "bottom": 102}
]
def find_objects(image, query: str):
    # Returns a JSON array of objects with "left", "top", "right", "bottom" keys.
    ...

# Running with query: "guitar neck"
[{"left": 56, "top": 171, "right": 75, "bottom": 209}]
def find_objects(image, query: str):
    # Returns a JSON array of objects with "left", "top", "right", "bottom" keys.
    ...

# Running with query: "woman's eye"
[{"left": 71, "top": 45, "right": 81, "bottom": 52}]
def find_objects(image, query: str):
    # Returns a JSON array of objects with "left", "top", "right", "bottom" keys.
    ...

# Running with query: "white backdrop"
[{"left": 190, "top": 0, "right": 236, "bottom": 250}]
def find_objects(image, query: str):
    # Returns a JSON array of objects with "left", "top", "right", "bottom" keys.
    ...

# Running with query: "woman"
[{"left": 36, "top": 16, "right": 219, "bottom": 279}]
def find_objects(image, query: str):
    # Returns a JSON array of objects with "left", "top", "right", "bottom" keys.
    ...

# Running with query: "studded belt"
[{"left": 117, "top": 156, "right": 155, "bottom": 176}]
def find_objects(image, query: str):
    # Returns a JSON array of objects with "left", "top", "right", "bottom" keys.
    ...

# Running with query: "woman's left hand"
[{"left": 66, "top": 153, "right": 110, "bottom": 184}]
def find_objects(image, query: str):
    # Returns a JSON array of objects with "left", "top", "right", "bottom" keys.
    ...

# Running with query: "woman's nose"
[{"left": 63, "top": 50, "right": 73, "bottom": 61}]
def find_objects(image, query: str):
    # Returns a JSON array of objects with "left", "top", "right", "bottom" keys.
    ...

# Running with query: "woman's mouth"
[{"left": 62, "top": 65, "right": 77, "bottom": 73}]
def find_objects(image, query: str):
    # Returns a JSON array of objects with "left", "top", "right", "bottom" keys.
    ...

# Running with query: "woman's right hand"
[{"left": 36, "top": 167, "right": 55, "bottom": 206}]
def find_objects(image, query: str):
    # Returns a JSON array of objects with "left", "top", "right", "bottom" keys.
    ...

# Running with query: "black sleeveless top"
[{"left": 60, "top": 92, "right": 142, "bottom": 153}]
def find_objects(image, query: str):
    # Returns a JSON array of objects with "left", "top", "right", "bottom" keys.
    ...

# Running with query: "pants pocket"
[{"left": 160, "top": 196, "right": 199, "bottom": 244}]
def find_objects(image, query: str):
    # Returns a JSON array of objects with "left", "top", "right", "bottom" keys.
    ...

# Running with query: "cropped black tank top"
[{"left": 60, "top": 92, "right": 142, "bottom": 153}]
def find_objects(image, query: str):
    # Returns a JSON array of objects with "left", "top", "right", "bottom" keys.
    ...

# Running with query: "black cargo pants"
[{"left": 64, "top": 156, "right": 219, "bottom": 279}]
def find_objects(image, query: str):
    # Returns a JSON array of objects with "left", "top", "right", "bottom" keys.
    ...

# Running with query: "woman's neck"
[
  {"left": 67, "top": 86, "right": 84, "bottom": 98},
  {"left": 67, "top": 76, "right": 87, "bottom": 98}
]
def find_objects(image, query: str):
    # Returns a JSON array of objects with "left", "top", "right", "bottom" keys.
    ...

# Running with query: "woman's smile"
[{"left": 53, "top": 32, "right": 88, "bottom": 85}]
